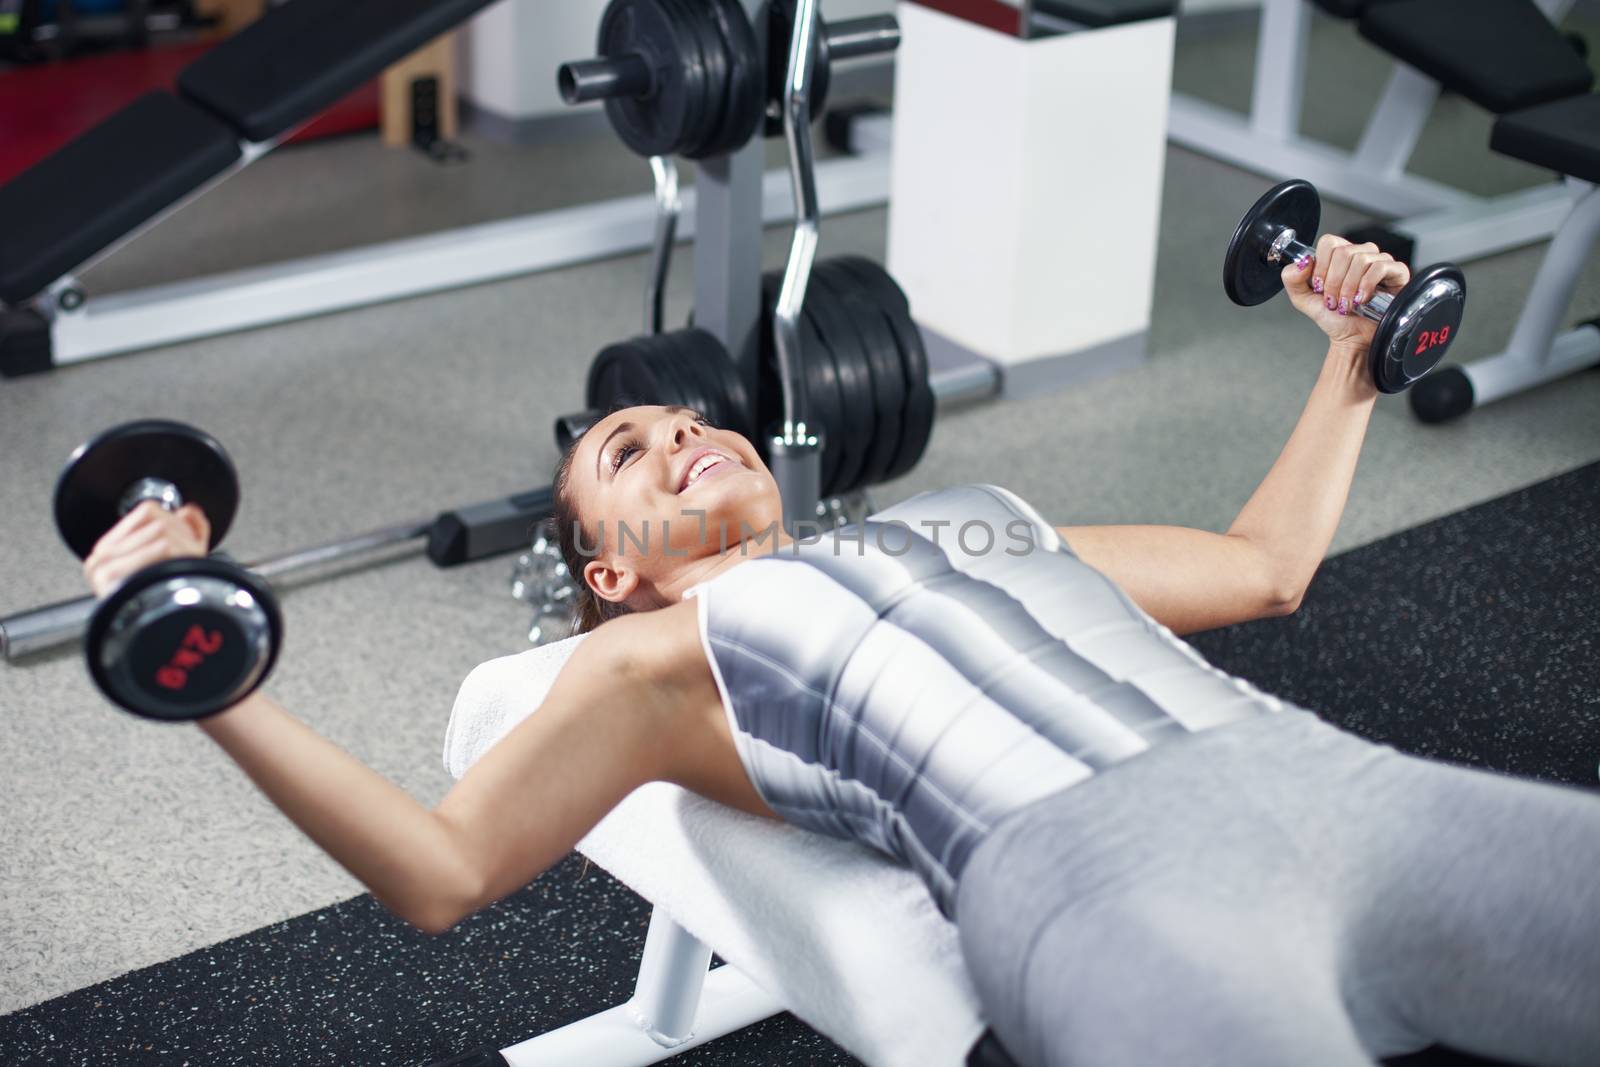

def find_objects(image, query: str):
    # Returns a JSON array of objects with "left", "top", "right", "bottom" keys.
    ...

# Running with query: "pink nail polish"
[
  {"left": 1326, "top": 297, "right": 1335, "bottom": 310},
  {"left": 1352, "top": 294, "right": 1363, "bottom": 307},
  {"left": 1295, "top": 256, "right": 1312, "bottom": 272},
  {"left": 1339, "top": 297, "right": 1349, "bottom": 314},
  {"left": 1312, "top": 277, "right": 1323, "bottom": 293}
]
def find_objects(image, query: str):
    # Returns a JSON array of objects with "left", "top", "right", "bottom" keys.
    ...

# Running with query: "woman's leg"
[
  {"left": 959, "top": 883, "right": 1377, "bottom": 1067},
  {"left": 1339, "top": 752, "right": 1600, "bottom": 1067},
  {"left": 955, "top": 712, "right": 1382, "bottom": 1067}
]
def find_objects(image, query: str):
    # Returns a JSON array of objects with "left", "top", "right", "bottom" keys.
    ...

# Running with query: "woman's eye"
[{"left": 611, "top": 444, "right": 637, "bottom": 473}]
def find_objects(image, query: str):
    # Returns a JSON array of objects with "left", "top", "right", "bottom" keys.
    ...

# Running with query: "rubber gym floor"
[{"left": 2, "top": 5, "right": 1598, "bottom": 1065}]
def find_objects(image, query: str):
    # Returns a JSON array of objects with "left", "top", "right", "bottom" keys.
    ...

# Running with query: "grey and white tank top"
[{"left": 688, "top": 484, "right": 1287, "bottom": 919}]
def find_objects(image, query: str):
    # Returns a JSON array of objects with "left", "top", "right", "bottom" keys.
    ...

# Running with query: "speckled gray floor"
[{"left": 2, "top": 3, "right": 1599, "bottom": 1064}]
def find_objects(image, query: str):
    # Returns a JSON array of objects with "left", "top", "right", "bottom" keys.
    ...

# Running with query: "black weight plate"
[
  {"left": 812, "top": 265, "right": 889, "bottom": 489},
  {"left": 599, "top": 0, "right": 697, "bottom": 157},
  {"left": 702, "top": 0, "right": 763, "bottom": 156},
  {"left": 819, "top": 260, "right": 908, "bottom": 489},
  {"left": 1368, "top": 262, "right": 1467, "bottom": 395},
  {"left": 638, "top": 332, "right": 697, "bottom": 408},
  {"left": 663, "top": 327, "right": 720, "bottom": 419},
  {"left": 831, "top": 258, "right": 933, "bottom": 480},
  {"left": 1223, "top": 179, "right": 1320, "bottom": 307},
  {"left": 828, "top": 254, "right": 909, "bottom": 317},
  {"left": 761, "top": 271, "right": 843, "bottom": 494},
  {"left": 588, "top": 335, "right": 684, "bottom": 411},
  {"left": 55, "top": 419, "right": 238, "bottom": 560},
  {"left": 802, "top": 276, "right": 874, "bottom": 494},
  {"left": 678, "top": 326, "right": 752, "bottom": 438},
  {"left": 86, "top": 556, "right": 282, "bottom": 722},
  {"left": 765, "top": 1, "right": 832, "bottom": 138},
  {"left": 659, "top": 0, "right": 720, "bottom": 158}
]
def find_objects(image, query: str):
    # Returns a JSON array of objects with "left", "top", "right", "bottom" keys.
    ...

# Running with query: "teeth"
[{"left": 686, "top": 452, "right": 727, "bottom": 488}]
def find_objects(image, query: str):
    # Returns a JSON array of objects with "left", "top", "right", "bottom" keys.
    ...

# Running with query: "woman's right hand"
[
  {"left": 1280, "top": 234, "right": 1410, "bottom": 350},
  {"left": 83, "top": 501, "right": 212, "bottom": 598}
]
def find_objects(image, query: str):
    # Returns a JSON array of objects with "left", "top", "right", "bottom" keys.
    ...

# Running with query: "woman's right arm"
[{"left": 198, "top": 610, "right": 694, "bottom": 933}]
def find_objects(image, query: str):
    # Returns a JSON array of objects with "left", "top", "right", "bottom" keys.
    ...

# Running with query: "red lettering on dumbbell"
[
  {"left": 152, "top": 624, "right": 226, "bottom": 691},
  {"left": 1414, "top": 325, "right": 1451, "bottom": 356}
]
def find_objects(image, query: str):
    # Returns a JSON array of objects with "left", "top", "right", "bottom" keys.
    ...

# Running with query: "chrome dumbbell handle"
[
  {"left": 1266, "top": 229, "right": 1393, "bottom": 321},
  {"left": 118, "top": 476, "right": 184, "bottom": 516}
]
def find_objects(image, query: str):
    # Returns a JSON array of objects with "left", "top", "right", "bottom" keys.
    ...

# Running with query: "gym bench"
[{"left": 1167, "top": 0, "right": 1594, "bottom": 265}]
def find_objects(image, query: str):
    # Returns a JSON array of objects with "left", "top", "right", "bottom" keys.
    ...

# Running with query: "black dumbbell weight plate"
[
  {"left": 55, "top": 420, "right": 238, "bottom": 561},
  {"left": 86, "top": 557, "right": 282, "bottom": 722},
  {"left": 1223, "top": 178, "right": 1320, "bottom": 307},
  {"left": 598, "top": 0, "right": 701, "bottom": 157},
  {"left": 702, "top": 0, "right": 763, "bottom": 157},
  {"left": 1368, "top": 263, "right": 1467, "bottom": 395},
  {"left": 816, "top": 259, "right": 905, "bottom": 488}
]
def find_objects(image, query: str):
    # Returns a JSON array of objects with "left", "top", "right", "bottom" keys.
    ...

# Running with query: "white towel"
[{"left": 443, "top": 636, "right": 986, "bottom": 1067}]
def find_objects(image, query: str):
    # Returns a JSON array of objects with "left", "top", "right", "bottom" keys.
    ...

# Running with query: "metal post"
[
  {"left": 1248, "top": 0, "right": 1310, "bottom": 142},
  {"left": 692, "top": 0, "right": 768, "bottom": 416},
  {"left": 1349, "top": 64, "right": 1440, "bottom": 181},
  {"left": 629, "top": 909, "right": 714, "bottom": 1044}
]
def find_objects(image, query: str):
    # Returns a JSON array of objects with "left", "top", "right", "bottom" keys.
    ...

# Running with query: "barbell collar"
[{"left": 559, "top": 53, "right": 655, "bottom": 105}]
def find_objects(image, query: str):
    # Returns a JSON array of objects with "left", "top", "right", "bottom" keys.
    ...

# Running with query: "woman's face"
[{"left": 568, "top": 405, "right": 781, "bottom": 610}]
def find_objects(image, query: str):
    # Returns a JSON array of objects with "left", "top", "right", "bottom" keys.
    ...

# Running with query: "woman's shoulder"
[{"left": 580, "top": 599, "right": 705, "bottom": 683}]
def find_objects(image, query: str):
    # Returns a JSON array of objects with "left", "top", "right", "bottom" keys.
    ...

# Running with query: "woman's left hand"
[{"left": 1281, "top": 235, "right": 1410, "bottom": 349}]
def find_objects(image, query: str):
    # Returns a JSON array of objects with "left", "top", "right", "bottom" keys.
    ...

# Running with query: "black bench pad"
[
  {"left": 1032, "top": 0, "right": 1177, "bottom": 28},
  {"left": 178, "top": 0, "right": 497, "bottom": 143},
  {"left": 1492, "top": 93, "right": 1600, "bottom": 184},
  {"left": 0, "top": 92, "right": 240, "bottom": 306},
  {"left": 1360, "top": 0, "right": 1594, "bottom": 113},
  {"left": 1311, "top": 0, "right": 1409, "bottom": 18}
]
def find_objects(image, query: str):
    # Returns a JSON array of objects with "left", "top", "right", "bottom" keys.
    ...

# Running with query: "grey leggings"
[{"left": 955, "top": 709, "right": 1600, "bottom": 1067}]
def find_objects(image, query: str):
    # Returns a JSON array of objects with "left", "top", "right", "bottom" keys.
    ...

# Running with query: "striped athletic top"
[{"left": 688, "top": 485, "right": 1287, "bottom": 920}]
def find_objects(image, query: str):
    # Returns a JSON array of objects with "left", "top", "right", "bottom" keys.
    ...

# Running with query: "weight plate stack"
[
  {"left": 814, "top": 261, "right": 904, "bottom": 489},
  {"left": 826, "top": 256, "right": 934, "bottom": 481}
]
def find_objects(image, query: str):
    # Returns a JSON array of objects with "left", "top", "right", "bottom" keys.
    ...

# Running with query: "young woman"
[{"left": 85, "top": 236, "right": 1600, "bottom": 1067}]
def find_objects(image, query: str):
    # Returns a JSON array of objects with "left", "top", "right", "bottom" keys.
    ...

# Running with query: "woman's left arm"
[{"left": 1060, "top": 236, "right": 1401, "bottom": 635}]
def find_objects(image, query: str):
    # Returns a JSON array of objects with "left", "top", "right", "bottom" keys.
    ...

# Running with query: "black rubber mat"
[{"left": 3, "top": 464, "right": 1595, "bottom": 1066}]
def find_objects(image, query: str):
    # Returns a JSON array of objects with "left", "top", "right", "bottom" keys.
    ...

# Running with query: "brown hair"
[{"left": 553, "top": 420, "right": 631, "bottom": 635}]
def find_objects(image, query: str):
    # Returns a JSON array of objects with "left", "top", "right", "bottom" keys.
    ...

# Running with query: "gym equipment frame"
[
  {"left": 1165, "top": 0, "right": 1581, "bottom": 266},
  {"left": 10, "top": 143, "right": 892, "bottom": 373}
]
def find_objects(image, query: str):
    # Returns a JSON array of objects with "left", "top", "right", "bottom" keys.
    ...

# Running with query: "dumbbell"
[
  {"left": 54, "top": 420, "right": 282, "bottom": 722},
  {"left": 1224, "top": 179, "right": 1467, "bottom": 394}
]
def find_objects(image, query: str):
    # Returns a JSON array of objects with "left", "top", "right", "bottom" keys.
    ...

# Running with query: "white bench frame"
[{"left": 1428, "top": 180, "right": 1600, "bottom": 416}]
